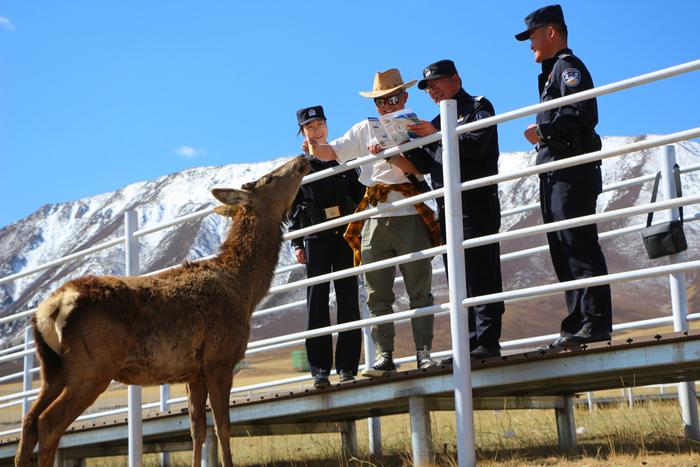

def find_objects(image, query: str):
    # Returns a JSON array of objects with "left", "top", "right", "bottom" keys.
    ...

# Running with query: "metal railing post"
[
  {"left": 21, "top": 326, "right": 34, "bottom": 418},
  {"left": 159, "top": 384, "right": 171, "bottom": 466},
  {"left": 441, "top": 98, "right": 476, "bottom": 467},
  {"left": 359, "top": 278, "right": 382, "bottom": 457},
  {"left": 661, "top": 145, "right": 700, "bottom": 441},
  {"left": 124, "top": 211, "right": 143, "bottom": 467}
]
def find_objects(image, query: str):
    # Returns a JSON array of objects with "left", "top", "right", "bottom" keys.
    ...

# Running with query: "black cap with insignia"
[
  {"left": 296, "top": 105, "right": 326, "bottom": 127},
  {"left": 515, "top": 4, "right": 566, "bottom": 41},
  {"left": 417, "top": 59, "right": 458, "bottom": 90}
]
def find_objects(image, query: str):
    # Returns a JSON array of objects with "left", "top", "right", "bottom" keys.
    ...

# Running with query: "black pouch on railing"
[{"left": 641, "top": 165, "right": 687, "bottom": 259}]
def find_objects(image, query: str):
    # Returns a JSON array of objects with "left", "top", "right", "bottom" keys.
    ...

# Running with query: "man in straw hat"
[{"left": 307, "top": 68, "right": 440, "bottom": 377}]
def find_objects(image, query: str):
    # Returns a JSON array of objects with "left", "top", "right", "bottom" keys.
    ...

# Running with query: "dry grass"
[{"left": 78, "top": 401, "right": 700, "bottom": 466}]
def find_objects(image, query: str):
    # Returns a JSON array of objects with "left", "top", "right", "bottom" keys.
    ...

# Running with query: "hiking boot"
[
  {"left": 537, "top": 336, "right": 573, "bottom": 352},
  {"left": 361, "top": 352, "right": 397, "bottom": 377},
  {"left": 416, "top": 346, "right": 438, "bottom": 369},
  {"left": 338, "top": 370, "right": 355, "bottom": 383},
  {"left": 313, "top": 374, "right": 330, "bottom": 389}
]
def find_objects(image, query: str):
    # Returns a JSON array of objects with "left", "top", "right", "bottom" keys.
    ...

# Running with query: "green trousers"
[{"left": 361, "top": 215, "right": 434, "bottom": 354}]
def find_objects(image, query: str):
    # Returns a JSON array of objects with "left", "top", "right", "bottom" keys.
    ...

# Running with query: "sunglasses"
[{"left": 374, "top": 92, "right": 404, "bottom": 108}]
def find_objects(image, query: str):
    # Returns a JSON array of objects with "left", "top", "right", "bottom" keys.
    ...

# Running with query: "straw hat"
[{"left": 358, "top": 68, "right": 417, "bottom": 98}]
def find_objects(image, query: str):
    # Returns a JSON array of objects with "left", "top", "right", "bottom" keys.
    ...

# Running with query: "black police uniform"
[
  {"left": 289, "top": 154, "right": 365, "bottom": 376},
  {"left": 406, "top": 88, "right": 505, "bottom": 351},
  {"left": 535, "top": 48, "right": 612, "bottom": 337}
]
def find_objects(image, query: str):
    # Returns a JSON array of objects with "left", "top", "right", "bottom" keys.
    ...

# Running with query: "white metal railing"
[{"left": 0, "top": 58, "right": 698, "bottom": 465}]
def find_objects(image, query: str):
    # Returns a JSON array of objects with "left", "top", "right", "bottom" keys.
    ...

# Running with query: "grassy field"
[{"left": 76, "top": 401, "right": 700, "bottom": 466}]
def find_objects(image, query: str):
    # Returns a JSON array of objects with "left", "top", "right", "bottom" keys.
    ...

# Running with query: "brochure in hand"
[{"left": 366, "top": 108, "right": 421, "bottom": 149}]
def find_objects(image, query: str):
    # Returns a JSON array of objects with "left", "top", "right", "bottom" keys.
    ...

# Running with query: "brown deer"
[{"left": 15, "top": 156, "right": 310, "bottom": 467}]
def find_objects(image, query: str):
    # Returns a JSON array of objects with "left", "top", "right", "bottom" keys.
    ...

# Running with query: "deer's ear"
[
  {"left": 211, "top": 188, "right": 250, "bottom": 206},
  {"left": 213, "top": 205, "right": 239, "bottom": 217}
]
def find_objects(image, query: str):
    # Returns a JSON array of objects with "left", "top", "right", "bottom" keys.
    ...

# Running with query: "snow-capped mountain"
[{"left": 0, "top": 137, "right": 698, "bottom": 347}]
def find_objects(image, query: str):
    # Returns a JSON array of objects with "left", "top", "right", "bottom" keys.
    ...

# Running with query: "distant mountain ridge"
[{"left": 0, "top": 137, "right": 698, "bottom": 347}]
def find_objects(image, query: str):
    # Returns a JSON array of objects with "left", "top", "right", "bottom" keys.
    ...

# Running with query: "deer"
[{"left": 15, "top": 156, "right": 311, "bottom": 467}]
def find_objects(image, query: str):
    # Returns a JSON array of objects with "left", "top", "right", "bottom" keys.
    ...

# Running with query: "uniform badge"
[
  {"left": 562, "top": 68, "right": 581, "bottom": 88},
  {"left": 308, "top": 108, "right": 316, "bottom": 117},
  {"left": 424, "top": 68, "right": 432, "bottom": 77},
  {"left": 474, "top": 110, "right": 491, "bottom": 121}
]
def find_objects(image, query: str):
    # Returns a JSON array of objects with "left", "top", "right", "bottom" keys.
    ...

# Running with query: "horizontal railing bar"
[
  {"left": 0, "top": 309, "right": 35, "bottom": 325},
  {"left": 0, "top": 388, "right": 39, "bottom": 403},
  {"left": 0, "top": 349, "right": 35, "bottom": 364},
  {"left": 283, "top": 128, "right": 700, "bottom": 243},
  {"left": 253, "top": 300, "right": 306, "bottom": 319},
  {"left": 249, "top": 259, "right": 700, "bottom": 350},
  {"left": 300, "top": 59, "right": 700, "bottom": 186},
  {"left": 0, "top": 237, "right": 124, "bottom": 286},
  {"left": 455, "top": 130, "right": 700, "bottom": 198},
  {"left": 499, "top": 164, "right": 696, "bottom": 219},
  {"left": 0, "top": 367, "right": 39, "bottom": 385},
  {"left": 501, "top": 313, "right": 700, "bottom": 348},
  {"left": 269, "top": 192, "right": 698, "bottom": 297},
  {"left": 0, "top": 344, "right": 24, "bottom": 356},
  {"left": 133, "top": 208, "right": 214, "bottom": 238}
]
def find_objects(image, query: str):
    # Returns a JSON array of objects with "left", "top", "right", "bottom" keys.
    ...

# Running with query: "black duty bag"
[{"left": 641, "top": 164, "right": 687, "bottom": 259}]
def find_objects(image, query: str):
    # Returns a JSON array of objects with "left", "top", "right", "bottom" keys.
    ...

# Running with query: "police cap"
[
  {"left": 417, "top": 59, "right": 458, "bottom": 90},
  {"left": 296, "top": 105, "right": 326, "bottom": 127},
  {"left": 515, "top": 4, "right": 566, "bottom": 41}
]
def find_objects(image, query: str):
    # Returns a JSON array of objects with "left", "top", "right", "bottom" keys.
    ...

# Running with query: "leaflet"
[{"left": 366, "top": 108, "right": 421, "bottom": 149}]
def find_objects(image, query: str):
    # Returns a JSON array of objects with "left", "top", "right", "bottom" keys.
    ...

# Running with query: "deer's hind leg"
[
  {"left": 15, "top": 375, "right": 66, "bottom": 467},
  {"left": 36, "top": 376, "right": 111, "bottom": 467},
  {"left": 205, "top": 363, "right": 234, "bottom": 467},
  {"left": 186, "top": 375, "right": 208, "bottom": 467}
]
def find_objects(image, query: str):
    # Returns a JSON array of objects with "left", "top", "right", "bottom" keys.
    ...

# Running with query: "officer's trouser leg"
[
  {"left": 304, "top": 237, "right": 333, "bottom": 374},
  {"left": 362, "top": 218, "right": 397, "bottom": 354},
  {"left": 464, "top": 241, "right": 504, "bottom": 349},
  {"left": 331, "top": 234, "right": 362, "bottom": 374},
  {"left": 541, "top": 174, "right": 612, "bottom": 335},
  {"left": 462, "top": 195, "right": 505, "bottom": 350}
]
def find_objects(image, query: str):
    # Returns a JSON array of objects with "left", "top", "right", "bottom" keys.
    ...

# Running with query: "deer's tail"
[{"left": 33, "top": 287, "right": 80, "bottom": 368}]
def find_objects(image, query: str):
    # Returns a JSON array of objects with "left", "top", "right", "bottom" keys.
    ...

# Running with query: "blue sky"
[{"left": 1, "top": 1, "right": 699, "bottom": 228}]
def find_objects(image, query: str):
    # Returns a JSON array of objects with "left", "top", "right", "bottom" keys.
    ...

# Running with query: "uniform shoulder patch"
[
  {"left": 562, "top": 68, "right": 581, "bottom": 88},
  {"left": 474, "top": 110, "right": 492, "bottom": 120}
]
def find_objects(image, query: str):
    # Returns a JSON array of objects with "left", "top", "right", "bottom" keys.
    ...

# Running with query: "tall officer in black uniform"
[
  {"left": 516, "top": 5, "right": 612, "bottom": 349},
  {"left": 289, "top": 106, "right": 365, "bottom": 388},
  {"left": 405, "top": 60, "right": 505, "bottom": 359}
]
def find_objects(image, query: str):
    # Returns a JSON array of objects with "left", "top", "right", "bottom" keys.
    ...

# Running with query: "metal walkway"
[{"left": 2, "top": 330, "right": 699, "bottom": 464}]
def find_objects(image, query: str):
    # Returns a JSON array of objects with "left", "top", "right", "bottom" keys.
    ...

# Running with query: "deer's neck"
[{"left": 216, "top": 211, "right": 283, "bottom": 303}]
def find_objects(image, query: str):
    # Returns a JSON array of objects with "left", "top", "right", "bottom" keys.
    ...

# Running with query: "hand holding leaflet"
[{"left": 366, "top": 108, "right": 421, "bottom": 149}]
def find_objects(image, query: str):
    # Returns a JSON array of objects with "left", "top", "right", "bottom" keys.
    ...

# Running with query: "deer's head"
[{"left": 211, "top": 156, "right": 310, "bottom": 219}]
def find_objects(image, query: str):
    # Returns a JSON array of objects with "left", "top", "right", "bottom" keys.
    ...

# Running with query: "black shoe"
[
  {"left": 361, "top": 352, "right": 397, "bottom": 377},
  {"left": 416, "top": 346, "right": 438, "bottom": 369},
  {"left": 338, "top": 370, "right": 355, "bottom": 383},
  {"left": 313, "top": 374, "right": 330, "bottom": 389},
  {"left": 538, "top": 331, "right": 611, "bottom": 352},
  {"left": 564, "top": 330, "right": 611, "bottom": 346},
  {"left": 470, "top": 345, "right": 501, "bottom": 359},
  {"left": 439, "top": 356, "right": 453, "bottom": 366}
]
